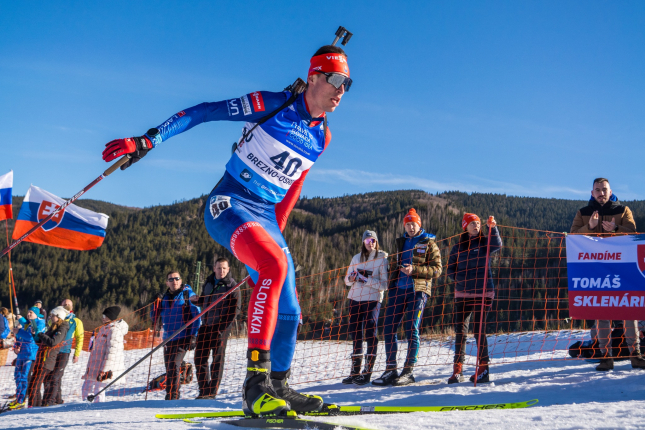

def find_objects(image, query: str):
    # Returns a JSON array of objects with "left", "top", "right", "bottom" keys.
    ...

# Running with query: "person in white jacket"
[
  {"left": 81, "top": 306, "right": 129, "bottom": 402},
  {"left": 342, "top": 230, "right": 388, "bottom": 385}
]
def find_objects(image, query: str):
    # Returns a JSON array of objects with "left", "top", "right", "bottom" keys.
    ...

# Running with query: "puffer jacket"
[
  {"left": 447, "top": 226, "right": 503, "bottom": 297},
  {"left": 195, "top": 273, "right": 241, "bottom": 329},
  {"left": 14, "top": 317, "right": 46, "bottom": 360},
  {"left": 35, "top": 320, "right": 70, "bottom": 371},
  {"left": 83, "top": 319, "right": 129, "bottom": 384},
  {"left": 345, "top": 249, "right": 389, "bottom": 302},
  {"left": 388, "top": 229, "right": 442, "bottom": 295},
  {"left": 151, "top": 285, "right": 201, "bottom": 341},
  {"left": 571, "top": 195, "right": 636, "bottom": 234}
]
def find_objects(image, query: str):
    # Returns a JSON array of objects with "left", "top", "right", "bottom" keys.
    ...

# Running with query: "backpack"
[{"left": 146, "top": 361, "right": 193, "bottom": 391}]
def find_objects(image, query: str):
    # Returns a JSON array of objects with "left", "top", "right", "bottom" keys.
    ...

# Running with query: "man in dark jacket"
[
  {"left": 373, "top": 208, "right": 442, "bottom": 387},
  {"left": 570, "top": 178, "right": 645, "bottom": 371},
  {"left": 151, "top": 271, "right": 201, "bottom": 400},
  {"left": 191, "top": 257, "right": 241, "bottom": 399}
]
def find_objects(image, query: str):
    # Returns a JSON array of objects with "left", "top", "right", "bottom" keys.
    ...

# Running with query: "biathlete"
[{"left": 101, "top": 45, "right": 351, "bottom": 416}]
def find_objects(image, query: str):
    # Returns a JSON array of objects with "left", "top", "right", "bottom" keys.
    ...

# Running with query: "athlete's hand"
[{"left": 102, "top": 135, "right": 153, "bottom": 170}]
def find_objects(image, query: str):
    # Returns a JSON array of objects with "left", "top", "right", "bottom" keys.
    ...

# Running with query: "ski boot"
[
  {"left": 342, "top": 355, "right": 362, "bottom": 384},
  {"left": 392, "top": 366, "right": 415, "bottom": 386},
  {"left": 371, "top": 367, "right": 398, "bottom": 386},
  {"left": 8, "top": 399, "right": 26, "bottom": 410},
  {"left": 271, "top": 369, "right": 323, "bottom": 413},
  {"left": 470, "top": 362, "right": 490, "bottom": 383},
  {"left": 243, "top": 349, "right": 290, "bottom": 416},
  {"left": 448, "top": 362, "right": 465, "bottom": 384}
]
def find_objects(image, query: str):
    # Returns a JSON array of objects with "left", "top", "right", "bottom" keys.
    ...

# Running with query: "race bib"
[{"left": 209, "top": 195, "right": 231, "bottom": 219}]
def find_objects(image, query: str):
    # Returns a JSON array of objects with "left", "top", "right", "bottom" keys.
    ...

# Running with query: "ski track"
[{"left": 2, "top": 330, "right": 645, "bottom": 429}]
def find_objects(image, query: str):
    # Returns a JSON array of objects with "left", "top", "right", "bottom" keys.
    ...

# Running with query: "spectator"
[
  {"left": 49, "top": 299, "right": 84, "bottom": 405},
  {"left": 0, "top": 307, "right": 11, "bottom": 343},
  {"left": 82, "top": 306, "right": 129, "bottom": 403},
  {"left": 446, "top": 213, "right": 502, "bottom": 384},
  {"left": 191, "top": 256, "right": 241, "bottom": 399},
  {"left": 570, "top": 177, "right": 645, "bottom": 371},
  {"left": 34, "top": 300, "right": 47, "bottom": 321},
  {"left": 27, "top": 306, "right": 69, "bottom": 407},
  {"left": 8, "top": 307, "right": 46, "bottom": 410},
  {"left": 151, "top": 270, "right": 201, "bottom": 400},
  {"left": 373, "top": 208, "right": 442, "bottom": 386},
  {"left": 342, "top": 230, "right": 388, "bottom": 385}
]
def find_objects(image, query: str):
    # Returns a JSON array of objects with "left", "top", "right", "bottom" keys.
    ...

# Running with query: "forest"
[{"left": 0, "top": 190, "right": 642, "bottom": 332}]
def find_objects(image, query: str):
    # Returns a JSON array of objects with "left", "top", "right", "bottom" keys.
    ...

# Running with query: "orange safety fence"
[{"left": 1, "top": 225, "right": 643, "bottom": 405}]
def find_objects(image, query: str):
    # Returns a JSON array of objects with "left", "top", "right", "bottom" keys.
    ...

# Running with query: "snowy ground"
[{"left": 3, "top": 330, "right": 645, "bottom": 429}]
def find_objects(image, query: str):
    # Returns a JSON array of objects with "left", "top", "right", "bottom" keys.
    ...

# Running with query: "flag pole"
[
  {"left": 0, "top": 155, "right": 130, "bottom": 259},
  {"left": 4, "top": 220, "right": 18, "bottom": 324}
]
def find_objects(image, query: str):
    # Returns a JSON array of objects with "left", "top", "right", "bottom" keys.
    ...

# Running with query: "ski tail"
[{"left": 155, "top": 399, "right": 539, "bottom": 420}]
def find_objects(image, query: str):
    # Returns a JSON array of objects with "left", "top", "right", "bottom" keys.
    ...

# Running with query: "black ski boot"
[
  {"left": 243, "top": 349, "right": 290, "bottom": 416},
  {"left": 371, "top": 367, "right": 398, "bottom": 386},
  {"left": 342, "top": 355, "right": 362, "bottom": 384},
  {"left": 354, "top": 354, "right": 376, "bottom": 386},
  {"left": 392, "top": 366, "right": 415, "bottom": 386},
  {"left": 271, "top": 369, "right": 323, "bottom": 413}
]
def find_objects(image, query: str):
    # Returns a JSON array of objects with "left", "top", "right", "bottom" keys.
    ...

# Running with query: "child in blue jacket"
[{"left": 9, "top": 307, "right": 46, "bottom": 410}]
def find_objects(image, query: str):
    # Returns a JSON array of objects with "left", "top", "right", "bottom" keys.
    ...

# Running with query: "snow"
[{"left": 3, "top": 330, "right": 645, "bottom": 429}]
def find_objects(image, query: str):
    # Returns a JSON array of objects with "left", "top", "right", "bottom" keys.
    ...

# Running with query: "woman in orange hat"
[{"left": 446, "top": 213, "right": 502, "bottom": 384}]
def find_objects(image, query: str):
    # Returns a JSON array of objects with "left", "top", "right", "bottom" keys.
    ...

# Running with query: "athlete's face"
[{"left": 306, "top": 73, "right": 345, "bottom": 117}]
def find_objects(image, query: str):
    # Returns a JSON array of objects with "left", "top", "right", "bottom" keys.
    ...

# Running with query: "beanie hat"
[
  {"left": 403, "top": 208, "right": 421, "bottom": 227},
  {"left": 49, "top": 306, "right": 69, "bottom": 320},
  {"left": 462, "top": 213, "right": 481, "bottom": 231},
  {"left": 103, "top": 306, "right": 121, "bottom": 321},
  {"left": 28, "top": 306, "right": 43, "bottom": 318},
  {"left": 362, "top": 230, "right": 378, "bottom": 242}
]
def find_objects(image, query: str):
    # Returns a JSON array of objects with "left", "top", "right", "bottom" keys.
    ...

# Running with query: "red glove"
[{"left": 102, "top": 134, "right": 153, "bottom": 170}]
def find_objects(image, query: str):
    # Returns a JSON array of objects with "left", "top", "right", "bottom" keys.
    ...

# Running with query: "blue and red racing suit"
[{"left": 149, "top": 90, "right": 330, "bottom": 372}]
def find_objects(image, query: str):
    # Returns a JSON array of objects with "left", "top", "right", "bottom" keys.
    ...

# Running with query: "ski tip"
[{"left": 525, "top": 399, "right": 539, "bottom": 407}]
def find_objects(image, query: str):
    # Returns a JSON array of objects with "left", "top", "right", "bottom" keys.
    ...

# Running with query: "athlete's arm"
[
  {"left": 102, "top": 91, "right": 288, "bottom": 164},
  {"left": 152, "top": 91, "right": 288, "bottom": 145},
  {"left": 274, "top": 127, "right": 332, "bottom": 231}
]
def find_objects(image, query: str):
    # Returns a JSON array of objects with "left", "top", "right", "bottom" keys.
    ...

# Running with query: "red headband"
[
  {"left": 462, "top": 213, "right": 480, "bottom": 231},
  {"left": 308, "top": 54, "right": 350, "bottom": 78}
]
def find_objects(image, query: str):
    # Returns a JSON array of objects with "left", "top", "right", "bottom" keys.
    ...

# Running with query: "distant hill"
[{"left": 1, "top": 190, "right": 643, "bottom": 321}]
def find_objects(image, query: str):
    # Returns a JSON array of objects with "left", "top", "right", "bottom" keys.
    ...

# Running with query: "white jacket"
[
  {"left": 83, "top": 319, "right": 129, "bottom": 385},
  {"left": 345, "top": 250, "right": 389, "bottom": 303}
]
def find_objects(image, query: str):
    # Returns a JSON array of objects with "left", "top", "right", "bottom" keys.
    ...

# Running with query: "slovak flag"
[
  {"left": 12, "top": 185, "right": 109, "bottom": 251},
  {"left": 0, "top": 171, "right": 13, "bottom": 221}
]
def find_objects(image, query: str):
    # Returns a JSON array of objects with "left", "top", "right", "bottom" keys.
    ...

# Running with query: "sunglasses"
[
  {"left": 167, "top": 277, "right": 181, "bottom": 282},
  {"left": 364, "top": 238, "right": 376, "bottom": 245},
  {"left": 315, "top": 71, "right": 353, "bottom": 92}
]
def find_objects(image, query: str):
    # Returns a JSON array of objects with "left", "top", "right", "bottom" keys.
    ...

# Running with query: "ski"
[
  {"left": 155, "top": 398, "right": 538, "bottom": 420},
  {"left": 220, "top": 415, "right": 371, "bottom": 430}
]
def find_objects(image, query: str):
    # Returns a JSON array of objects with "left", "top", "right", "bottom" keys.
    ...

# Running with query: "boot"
[
  {"left": 469, "top": 362, "right": 490, "bottom": 384},
  {"left": 271, "top": 369, "right": 323, "bottom": 413},
  {"left": 353, "top": 354, "right": 376, "bottom": 386},
  {"left": 448, "top": 362, "right": 465, "bottom": 384},
  {"left": 342, "top": 355, "right": 362, "bottom": 384},
  {"left": 371, "top": 367, "right": 399, "bottom": 386},
  {"left": 630, "top": 354, "right": 645, "bottom": 369},
  {"left": 392, "top": 367, "right": 415, "bottom": 386},
  {"left": 596, "top": 358, "right": 614, "bottom": 371},
  {"left": 243, "top": 349, "right": 290, "bottom": 416}
]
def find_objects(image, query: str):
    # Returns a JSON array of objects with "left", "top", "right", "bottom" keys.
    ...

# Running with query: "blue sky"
[{"left": 1, "top": 1, "right": 644, "bottom": 208}]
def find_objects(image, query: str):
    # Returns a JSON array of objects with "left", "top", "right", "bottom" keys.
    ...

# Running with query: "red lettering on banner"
[
  {"left": 250, "top": 92, "right": 265, "bottom": 112},
  {"left": 177, "top": 111, "right": 186, "bottom": 117},
  {"left": 578, "top": 252, "right": 621, "bottom": 261}
]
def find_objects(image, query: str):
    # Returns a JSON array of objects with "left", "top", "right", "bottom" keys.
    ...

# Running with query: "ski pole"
[
  {"left": 474, "top": 217, "right": 494, "bottom": 387},
  {"left": 0, "top": 155, "right": 131, "bottom": 259},
  {"left": 86, "top": 275, "right": 250, "bottom": 402}
]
